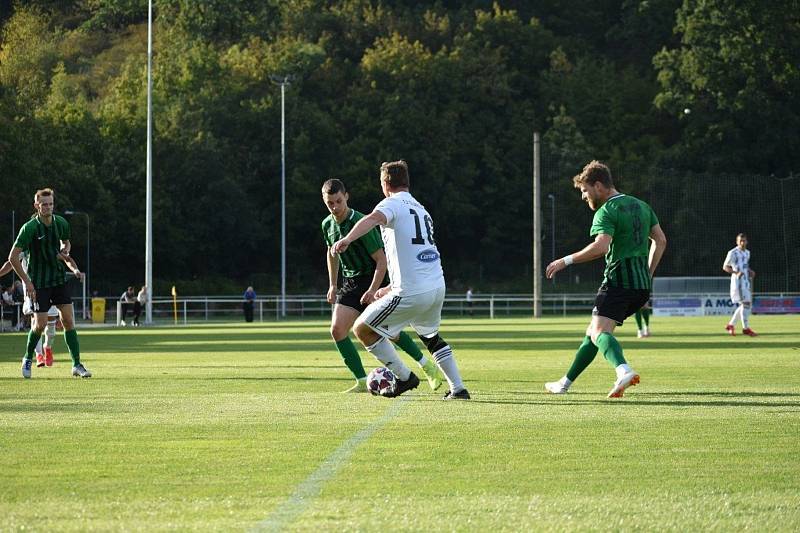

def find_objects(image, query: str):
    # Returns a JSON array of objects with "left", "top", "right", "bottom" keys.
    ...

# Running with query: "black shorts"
[
  {"left": 32, "top": 284, "right": 72, "bottom": 313},
  {"left": 593, "top": 285, "right": 651, "bottom": 325},
  {"left": 336, "top": 275, "right": 374, "bottom": 313}
]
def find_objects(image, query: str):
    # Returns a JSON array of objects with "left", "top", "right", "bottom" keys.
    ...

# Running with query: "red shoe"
[
  {"left": 45, "top": 347, "right": 54, "bottom": 367},
  {"left": 725, "top": 324, "right": 735, "bottom": 336},
  {"left": 35, "top": 353, "right": 45, "bottom": 367},
  {"left": 743, "top": 328, "right": 758, "bottom": 337}
]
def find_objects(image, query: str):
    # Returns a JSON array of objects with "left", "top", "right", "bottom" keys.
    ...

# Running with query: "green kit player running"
[
  {"left": 634, "top": 302, "right": 652, "bottom": 338},
  {"left": 321, "top": 179, "right": 443, "bottom": 393},
  {"left": 544, "top": 161, "right": 666, "bottom": 398},
  {"left": 9, "top": 188, "right": 92, "bottom": 379}
]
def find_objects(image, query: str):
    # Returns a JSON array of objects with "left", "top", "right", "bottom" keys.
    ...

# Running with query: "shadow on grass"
[
  {"left": 168, "top": 365, "right": 344, "bottom": 369},
  {"left": 461, "top": 390, "right": 800, "bottom": 408},
  {"left": 492, "top": 399, "right": 800, "bottom": 408},
  {"left": 0, "top": 402, "right": 91, "bottom": 413}
]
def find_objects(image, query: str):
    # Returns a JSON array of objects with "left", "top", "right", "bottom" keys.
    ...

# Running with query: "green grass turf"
[{"left": 1, "top": 315, "right": 799, "bottom": 531}]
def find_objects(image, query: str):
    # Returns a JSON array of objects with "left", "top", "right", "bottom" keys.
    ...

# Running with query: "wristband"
[{"left": 563, "top": 255, "right": 574, "bottom": 266}]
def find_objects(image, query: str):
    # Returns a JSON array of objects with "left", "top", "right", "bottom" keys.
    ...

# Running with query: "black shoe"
[
  {"left": 387, "top": 372, "right": 420, "bottom": 397},
  {"left": 443, "top": 388, "right": 471, "bottom": 400}
]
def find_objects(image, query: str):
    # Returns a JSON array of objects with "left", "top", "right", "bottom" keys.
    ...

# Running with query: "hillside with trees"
[{"left": 1, "top": 1, "right": 797, "bottom": 294}]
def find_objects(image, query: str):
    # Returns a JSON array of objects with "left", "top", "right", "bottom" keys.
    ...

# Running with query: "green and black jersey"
[
  {"left": 322, "top": 209, "right": 383, "bottom": 278},
  {"left": 590, "top": 194, "right": 659, "bottom": 290},
  {"left": 14, "top": 214, "right": 70, "bottom": 289}
]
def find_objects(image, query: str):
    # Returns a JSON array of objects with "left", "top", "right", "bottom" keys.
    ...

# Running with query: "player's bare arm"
[
  {"left": 8, "top": 247, "right": 34, "bottom": 298},
  {"left": 325, "top": 248, "right": 339, "bottom": 304},
  {"left": 546, "top": 234, "right": 612, "bottom": 279},
  {"left": 61, "top": 254, "right": 84, "bottom": 282},
  {"left": 647, "top": 223, "right": 667, "bottom": 277},
  {"left": 362, "top": 248, "right": 388, "bottom": 305},
  {"left": 332, "top": 210, "right": 388, "bottom": 254},
  {"left": 58, "top": 239, "right": 72, "bottom": 261},
  {"left": 0, "top": 260, "right": 13, "bottom": 278}
]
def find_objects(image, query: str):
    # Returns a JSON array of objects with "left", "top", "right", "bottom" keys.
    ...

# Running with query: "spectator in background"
[
  {"left": 13, "top": 280, "right": 24, "bottom": 303},
  {"left": 119, "top": 286, "right": 136, "bottom": 326},
  {"left": 466, "top": 287, "right": 474, "bottom": 316},
  {"left": 2, "top": 285, "right": 18, "bottom": 330},
  {"left": 133, "top": 285, "right": 147, "bottom": 326},
  {"left": 243, "top": 286, "right": 256, "bottom": 322}
]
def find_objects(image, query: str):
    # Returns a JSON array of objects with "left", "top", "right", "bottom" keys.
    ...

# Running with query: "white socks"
[
  {"left": 45, "top": 320, "right": 56, "bottom": 348},
  {"left": 559, "top": 376, "right": 573, "bottom": 388},
  {"left": 742, "top": 306, "right": 751, "bottom": 328},
  {"left": 366, "top": 337, "right": 411, "bottom": 380},
  {"left": 729, "top": 306, "right": 743, "bottom": 326},
  {"left": 431, "top": 345, "right": 465, "bottom": 392},
  {"left": 615, "top": 364, "right": 633, "bottom": 380}
]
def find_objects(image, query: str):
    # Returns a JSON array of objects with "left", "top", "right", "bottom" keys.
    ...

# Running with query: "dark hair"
[
  {"left": 321, "top": 179, "right": 346, "bottom": 195},
  {"left": 737, "top": 233, "right": 747, "bottom": 240},
  {"left": 35, "top": 188, "right": 54, "bottom": 202},
  {"left": 573, "top": 160, "right": 614, "bottom": 188},
  {"left": 380, "top": 160, "right": 410, "bottom": 188}
]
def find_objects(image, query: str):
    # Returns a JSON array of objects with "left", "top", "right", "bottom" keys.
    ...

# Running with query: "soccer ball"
[{"left": 367, "top": 367, "right": 397, "bottom": 397}]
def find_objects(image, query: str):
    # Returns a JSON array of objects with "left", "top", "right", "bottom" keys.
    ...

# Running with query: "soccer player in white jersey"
[
  {"left": 723, "top": 233, "right": 757, "bottom": 336},
  {"left": 332, "top": 160, "right": 469, "bottom": 400}
]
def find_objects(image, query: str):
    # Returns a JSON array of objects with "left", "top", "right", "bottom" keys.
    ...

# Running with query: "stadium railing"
[{"left": 35, "top": 290, "right": 800, "bottom": 327}]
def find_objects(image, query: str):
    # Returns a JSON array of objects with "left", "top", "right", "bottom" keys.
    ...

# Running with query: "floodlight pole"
[
  {"left": 145, "top": 0, "right": 154, "bottom": 324},
  {"left": 64, "top": 210, "right": 90, "bottom": 319},
  {"left": 547, "top": 193, "right": 555, "bottom": 286},
  {"left": 533, "top": 131, "right": 542, "bottom": 318},
  {"left": 270, "top": 75, "right": 291, "bottom": 318}
]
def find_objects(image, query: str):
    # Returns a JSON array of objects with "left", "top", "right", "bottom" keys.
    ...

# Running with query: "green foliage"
[
  {"left": 654, "top": 0, "right": 800, "bottom": 174},
  {"left": 0, "top": 1, "right": 794, "bottom": 293}
]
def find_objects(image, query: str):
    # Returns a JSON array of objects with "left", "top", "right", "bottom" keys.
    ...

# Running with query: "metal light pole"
[
  {"left": 269, "top": 74, "right": 291, "bottom": 318},
  {"left": 145, "top": 0, "right": 154, "bottom": 324},
  {"left": 547, "top": 194, "right": 555, "bottom": 285},
  {"left": 533, "top": 131, "right": 542, "bottom": 318},
  {"left": 64, "top": 210, "right": 90, "bottom": 319}
]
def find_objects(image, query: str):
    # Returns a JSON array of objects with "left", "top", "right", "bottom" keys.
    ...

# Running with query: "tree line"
[{"left": 1, "top": 1, "right": 797, "bottom": 295}]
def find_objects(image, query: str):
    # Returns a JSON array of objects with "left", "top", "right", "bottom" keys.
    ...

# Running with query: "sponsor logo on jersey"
[{"left": 416, "top": 249, "right": 440, "bottom": 263}]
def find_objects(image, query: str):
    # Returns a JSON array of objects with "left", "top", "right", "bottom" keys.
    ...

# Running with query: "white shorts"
[
  {"left": 23, "top": 298, "right": 59, "bottom": 318},
  {"left": 359, "top": 285, "right": 446, "bottom": 339},
  {"left": 730, "top": 276, "right": 752, "bottom": 304}
]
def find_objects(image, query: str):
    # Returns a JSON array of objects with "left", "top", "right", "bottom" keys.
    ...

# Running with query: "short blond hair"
[
  {"left": 572, "top": 160, "right": 613, "bottom": 188},
  {"left": 380, "top": 160, "right": 410, "bottom": 189}
]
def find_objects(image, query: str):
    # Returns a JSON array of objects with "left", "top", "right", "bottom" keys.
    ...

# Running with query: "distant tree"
[{"left": 654, "top": 0, "right": 800, "bottom": 175}]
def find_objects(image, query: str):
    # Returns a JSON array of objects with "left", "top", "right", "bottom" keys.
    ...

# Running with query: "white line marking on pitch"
[{"left": 252, "top": 396, "right": 409, "bottom": 532}]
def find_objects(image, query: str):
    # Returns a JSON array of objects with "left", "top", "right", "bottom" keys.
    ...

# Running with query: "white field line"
[{"left": 252, "top": 396, "right": 409, "bottom": 532}]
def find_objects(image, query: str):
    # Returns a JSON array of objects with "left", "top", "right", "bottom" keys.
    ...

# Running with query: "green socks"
[
  {"left": 566, "top": 336, "right": 599, "bottom": 382},
  {"left": 395, "top": 331, "right": 424, "bottom": 362},
  {"left": 642, "top": 308, "right": 651, "bottom": 326},
  {"left": 634, "top": 311, "right": 644, "bottom": 330},
  {"left": 335, "top": 337, "right": 367, "bottom": 379},
  {"left": 64, "top": 329, "right": 81, "bottom": 366},
  {"left": 596, "top": 332, "right": 626, "bottom": 367},
  {"left": 25, "top": 330, "right": 42, "bottom": 360}
]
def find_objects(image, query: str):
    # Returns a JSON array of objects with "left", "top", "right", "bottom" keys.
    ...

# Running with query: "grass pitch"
[{"left": 1, "top": 315, "right": 799, "bottom": 531}]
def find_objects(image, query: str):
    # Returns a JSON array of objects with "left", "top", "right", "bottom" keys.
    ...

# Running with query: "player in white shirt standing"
[
  {"left": 722, "top": 233, "right": 757, "bottom": 336},
  {"left": 332, "top": 160, "right": 469, "bottom": 399}
]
